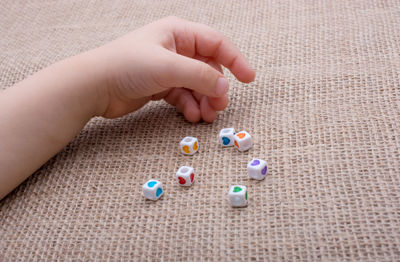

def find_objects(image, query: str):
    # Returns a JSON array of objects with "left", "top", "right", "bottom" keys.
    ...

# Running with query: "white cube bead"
[
  {"left": 180, "top": 137, "right": 199, "bottom": 155},
  {"left": 219, "top": 128, "right": 235, "bottom": 147},
  {"left": 176, "top": 166, "right": 195, "bottom": 186},
  {"left": 247, "top": 159, "right": 268, "bottom": 180},
  {"left": 234, "top": 131, "right": 253, "bottom": 151},
  {"left": 228, "top": 185, "right": 248, "bottom": 207},
  {"left": 142, "top": 180, "right": 163, "bottom": 200}
]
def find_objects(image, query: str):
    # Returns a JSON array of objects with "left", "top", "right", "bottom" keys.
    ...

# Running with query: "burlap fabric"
[{"left": 1, "top": 0, "right": 400, "bottom": 260}]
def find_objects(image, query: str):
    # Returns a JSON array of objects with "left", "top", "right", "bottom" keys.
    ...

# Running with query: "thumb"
[{"left": 159, "top": 51, "right": 229, "bottom": 98}]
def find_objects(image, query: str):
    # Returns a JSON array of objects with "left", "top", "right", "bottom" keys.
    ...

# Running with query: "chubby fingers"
[
  {"left": 192, "top": 91, "right": 228, "bottom": 122},
  {"left": 197, "top": 57, "right": 229, "bottom": 112},
  {"left": 158, "top": 50, "right": 229, "bottom": 98},
  {"left": 164, "top": 16, "right": 256, "bottom": 83},
  {"left": 187, "top": 57, "right": 229, "bottom": 122},
  {"left": 158, "top": 50, "right": 231, "bottom": 123},
  {"left": 164, "top": 88, "right": 201, "bottom": 123},
  {"left": 164, "top": 88, "right": 227, "bottom": 123}
]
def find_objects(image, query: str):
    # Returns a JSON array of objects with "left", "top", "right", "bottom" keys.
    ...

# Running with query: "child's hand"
[
  {"left": 0, "top": 17, "right": 255, "bottom": 199},
  {"left": 92, "top": 16, "right": 255, "bottom": 122}
]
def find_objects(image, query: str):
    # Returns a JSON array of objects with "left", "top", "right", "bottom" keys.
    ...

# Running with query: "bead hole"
[
  {"left": 184, "top": 138, "right": 192, "bottom": 142},
  {"left": 181, "top": 167, "right": 189, "bottom": 173}
]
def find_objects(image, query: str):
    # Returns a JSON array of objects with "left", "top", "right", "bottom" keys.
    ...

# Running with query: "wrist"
[{"left": 72, "top": 48, "right": 111, "bottom": 118}]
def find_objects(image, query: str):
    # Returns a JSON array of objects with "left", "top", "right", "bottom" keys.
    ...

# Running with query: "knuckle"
[{"left": 198, "top": 62, "right": 213, "bottom": 84}]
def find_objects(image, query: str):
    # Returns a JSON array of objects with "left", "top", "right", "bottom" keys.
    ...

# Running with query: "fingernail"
[{"left": 215, "top": 77, "right": 229, "bottom": 97}]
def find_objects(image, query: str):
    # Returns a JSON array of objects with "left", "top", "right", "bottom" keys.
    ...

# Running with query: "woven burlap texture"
[{"left": 1, "top": 0, "right": 400, "bottom": 261}]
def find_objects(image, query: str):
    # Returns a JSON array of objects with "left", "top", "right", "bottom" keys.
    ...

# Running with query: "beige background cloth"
[{"left": 1, "top": 0, "right": 400, "bottom": 260}]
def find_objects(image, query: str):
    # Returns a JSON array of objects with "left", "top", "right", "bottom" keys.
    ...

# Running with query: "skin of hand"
[
  {"left": 94, "top": 16, "right": 255, "bottom": 122},
  {"left": 0, "top": 16, "right": 255, "bottom": 200}
]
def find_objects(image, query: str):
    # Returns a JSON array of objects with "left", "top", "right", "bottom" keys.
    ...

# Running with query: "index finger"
[{"left": 165, "top": 17, "right": 256, "bottom": 83}]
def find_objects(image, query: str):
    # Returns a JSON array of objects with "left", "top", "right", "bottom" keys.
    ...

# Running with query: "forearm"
[{"left": 0, "top": 51, "right": 107, "bottom": 199}]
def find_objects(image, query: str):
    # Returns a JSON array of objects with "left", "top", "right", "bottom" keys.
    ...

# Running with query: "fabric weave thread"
[{"left": 1, "top": 0, "right": 400, "bottom": 260}]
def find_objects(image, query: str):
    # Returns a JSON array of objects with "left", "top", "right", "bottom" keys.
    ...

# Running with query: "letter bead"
[
  {"left": 247, "top": 159, "right": 268, "bottom": 180},
  {"left": 180, "top": 137, "right": 199, "bottom": 155},
  {"left": 228, "top": 185, "right": 248, "bottom": 207},
  {"left": 142, "top": 180, "right": 163, "bottom": 200},
  {"left": 234, "top": 131, "right": 253, "bottom": 151},
  {"left": 219, "top": 128, "right": 235, "bottom": 147},
  {"left": 176, "top": 166, "right": 195, "bottom": 186}
]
